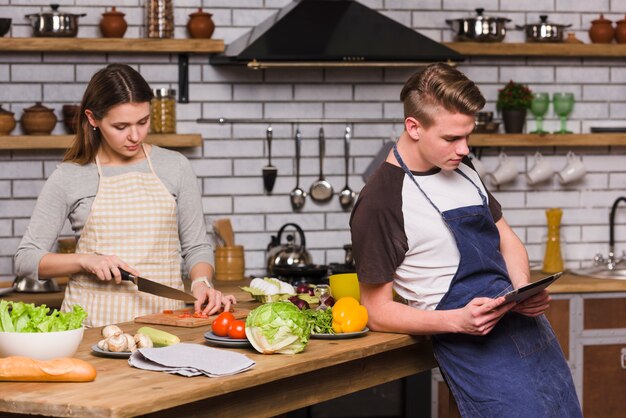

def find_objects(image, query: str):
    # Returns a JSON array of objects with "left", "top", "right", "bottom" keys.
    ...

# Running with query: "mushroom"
[
  {"left": 102, "top": 324, "right": 123, "bottom": 338},
  {"left": 134, "top": 333, "right": 153, "bottom": 349},
  {"left": 122, "top": 333, "right": 137, "bottom": 352},
  {"left": 97, "top": 339, "right": 107, "bottom": 350},
  {"left": 105, "top": 333, "right": 128, "bottom": 352}
]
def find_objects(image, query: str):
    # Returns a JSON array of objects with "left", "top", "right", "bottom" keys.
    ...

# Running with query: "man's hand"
[
  {"left": 451, "top": 296, "right": 514, "bottom": 336},
  {"left": 511, "top": 289, "right": 551, "bottom": 317}
]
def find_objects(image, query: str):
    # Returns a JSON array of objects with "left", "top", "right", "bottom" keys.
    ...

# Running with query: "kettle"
[{"left": 266, "top": 223, "right": 312, "bottom": 273}]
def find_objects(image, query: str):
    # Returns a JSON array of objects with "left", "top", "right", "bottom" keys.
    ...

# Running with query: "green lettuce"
[
  {"left": 0, "top": 301, "right": 87, "bottom": 333},
  {"left": 245, "top": 301, "right": 311, "bottom": 354}
]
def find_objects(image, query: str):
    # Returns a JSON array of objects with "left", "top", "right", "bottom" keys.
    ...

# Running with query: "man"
[{"left": 350, "top": 63, "right": 581, "bottom": 417}]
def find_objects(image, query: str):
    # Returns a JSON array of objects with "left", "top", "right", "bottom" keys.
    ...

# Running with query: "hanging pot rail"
[{"left": 198, "top": 118, "right": 402, "bottom": 125}]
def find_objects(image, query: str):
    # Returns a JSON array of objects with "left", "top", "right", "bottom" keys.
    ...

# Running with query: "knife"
[{"left": 119, "top": 268, "right": 197, "bottom": 303}]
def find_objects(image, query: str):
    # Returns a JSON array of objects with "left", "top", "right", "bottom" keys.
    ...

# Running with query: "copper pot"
[
  {"left": 186, "top": 8, "right": 215, "bottom": 39},
  {"left": 0, "top": 105, "right": 16, "bottom": 135},
  {"left": 20, "top": 102, "right": 57, "bottom": 135},
  {"left": 589, "top": 14, "right": 614, "bottom": 43},
  {"left": 99, "top": 6, "right": 127, "bottom": 38}
]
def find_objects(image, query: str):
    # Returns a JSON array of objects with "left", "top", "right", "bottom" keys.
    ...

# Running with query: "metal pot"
[
  {"left": 266, "top": 223, "right": 313, "bottom": 274},
  {"left": 25, "top": 4, "right": 86, "bottom": 37},
  {"left": 517, "top": 15, "right": 571, "bottom": 43},
  {"left": 446, "top": 8, "right": 511, "bottom": 42}
]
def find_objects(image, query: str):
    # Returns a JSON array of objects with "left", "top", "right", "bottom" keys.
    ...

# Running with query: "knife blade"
[{"left": 119, "top": 268, "right": 197, "bottom": 303}]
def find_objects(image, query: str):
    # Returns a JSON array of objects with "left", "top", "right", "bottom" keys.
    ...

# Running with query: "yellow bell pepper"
[{"left": 332, "top": 297, "right": 368, "bottom": 333}]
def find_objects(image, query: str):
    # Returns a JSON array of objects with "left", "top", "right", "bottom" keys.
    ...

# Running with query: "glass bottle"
[
  {"left": 542, "top": 208, "right": 564, "bottom": 273},
  {"left": 150, "top": 88, "right": 176, "bottom": 134},
  {"left": 146, "top": 0, "right": 174, "bottom": 39}
]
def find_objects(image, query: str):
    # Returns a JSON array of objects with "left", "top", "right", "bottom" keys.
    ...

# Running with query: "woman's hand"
[
  {"left": 452, "top": 296, "right": 514, "bottom": 336},
  {"left": 192, "top": 283, "right": 237, "bottom": 316},
  {"left": 79, "top": 253, "right": 140, "bottom": 284},
  {"left": 512, "top": 289, "right": 551, "bottom": 317}
]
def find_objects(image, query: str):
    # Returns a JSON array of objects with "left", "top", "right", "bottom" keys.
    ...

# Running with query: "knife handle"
[{"left": 118, "top": 268, "right": 135, "bottom": 282}]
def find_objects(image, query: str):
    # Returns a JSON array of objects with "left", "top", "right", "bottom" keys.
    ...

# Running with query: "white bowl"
[{"left": 0, "top": 327, "right": 84, "bottom": 360}]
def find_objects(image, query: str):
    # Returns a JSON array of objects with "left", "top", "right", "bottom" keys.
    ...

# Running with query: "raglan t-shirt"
[{"left": 349, "top": 156, "right": 502, "bottom": 311}]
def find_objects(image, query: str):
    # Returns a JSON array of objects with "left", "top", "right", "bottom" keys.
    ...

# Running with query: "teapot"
[{"left": 266, "top": 223, "right": 312, "bottom": 274}]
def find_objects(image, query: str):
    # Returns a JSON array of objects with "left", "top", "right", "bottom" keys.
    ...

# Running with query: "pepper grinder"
[{"left": 542, "top": 208, "right": 564, "bottom": 273}]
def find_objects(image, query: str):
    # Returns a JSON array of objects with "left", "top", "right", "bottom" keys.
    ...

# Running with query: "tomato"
[
  {"left": 163, "top": 309, "right": 173, "bottom": 314},
  {"left": 192, "top": 311, "right": 208, "bottom": 318},
  {"left": 211, "top": 312, "right": 235, "bottom": 337},
  {"left": 227, "top": 320, "right": 246, "bottom": 339},
  {"left": 177, "top": 313, "right": 192, "bottom": 318}
]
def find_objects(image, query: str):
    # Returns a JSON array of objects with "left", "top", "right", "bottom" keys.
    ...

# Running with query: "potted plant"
[{"left": 496, "top": 80, "right": 533, "bottom": 133}]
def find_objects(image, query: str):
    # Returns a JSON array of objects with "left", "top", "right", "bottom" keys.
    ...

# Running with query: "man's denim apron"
[{"left": 393, "top": 146, "right": 581, "bottom": 417}]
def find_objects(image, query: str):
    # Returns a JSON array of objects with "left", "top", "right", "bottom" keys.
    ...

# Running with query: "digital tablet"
[{"left": 503, "top": 272, "right": 563, "bottom": 303}]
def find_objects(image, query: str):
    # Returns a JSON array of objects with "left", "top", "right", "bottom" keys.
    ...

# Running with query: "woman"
[{"left": 15, "top": 63, "right": 236, "bottom": 327}]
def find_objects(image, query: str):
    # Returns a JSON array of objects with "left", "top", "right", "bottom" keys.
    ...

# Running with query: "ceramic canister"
[
  {"left": 589, "top": 14, "right": 614, "bottom": 43},
  {"left": 0, "top": 104, "right": 16, "bottom": 135},
  {"left": 616, "top": 14, "right": 626, "bottom": 43},
  {"left": 99, "top": 6, "right": 127, "bottom": 38},
  {"left": 20, "top": 102, "right": 57, "bottom": 135},
  {"left": 187, "top": 8, "right": 215, "bottom": 39}
]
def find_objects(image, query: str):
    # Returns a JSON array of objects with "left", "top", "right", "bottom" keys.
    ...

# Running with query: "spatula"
[
  {"left": 262, "top": 126, "right": 277, "bottom": 193},
  {"left": 213, "top": 218, "right": 235, "bottom": 247}
]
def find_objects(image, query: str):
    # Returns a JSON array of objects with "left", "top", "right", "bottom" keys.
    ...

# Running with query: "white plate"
[
  {"left": 203, "top": 331, "right": 251, "bottom": 348},
  {"left": 91, "top": 345, "right": 132, "bottom": 358},
  {"left": 0, "top": 287, "right": 13, "bottom": 296},
  {"left": 311, "top": 327, "right": 369, "bottom": 340}
]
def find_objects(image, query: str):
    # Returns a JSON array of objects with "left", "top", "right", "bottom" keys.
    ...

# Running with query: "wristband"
[{"left": 190, "top": 276, "right": 212, "bottom": 292}]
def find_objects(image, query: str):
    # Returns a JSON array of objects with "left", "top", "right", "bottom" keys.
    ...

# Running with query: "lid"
[
  {"left": 153, "top": 88, "right": 176, "bottom": 98},
  {"left": 24, "top": 102, "right": 54, "bottom": 113},
  {"left": 592, "top": 14, "right": 612, "bottom": 24},
  {"left": 190, "top": 7, "right": 212, "bottom": 17},
  {"left": 102, "top": 6, "right": 125, "bottom": 17},
  {"left": 618, "top": 14, "right": 626, "bottom": 24},
  {"left": 471, "top": 8, "right": 510, "bottom": 23}
]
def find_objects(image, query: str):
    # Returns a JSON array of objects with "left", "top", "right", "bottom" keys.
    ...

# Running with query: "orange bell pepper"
[{"left": 332, "top": 297, "right": 368, "bottom": 333}]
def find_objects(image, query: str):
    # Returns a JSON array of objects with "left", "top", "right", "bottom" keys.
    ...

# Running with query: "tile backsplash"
[{"left": 1, "top": 1, "right": 626, "bottom": 283}]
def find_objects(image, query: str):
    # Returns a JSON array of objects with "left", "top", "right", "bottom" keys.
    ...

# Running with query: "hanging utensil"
[
  {"left": 262, "top": 125, "right": 277, "bottom": 193},
  {"left": 339, "top": 126, "right": 356, "bottom": 211},
  {"left": 290, "top": 129, "right": 306, "bottom": 211},
  {"left": 309, "top": 127, "right": 333, "bottom": 202}
]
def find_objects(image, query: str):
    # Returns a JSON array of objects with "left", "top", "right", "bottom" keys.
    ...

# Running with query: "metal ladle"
[
  {"left": 309, "top": 127, "right": 334, "bottom": 202},
  {"left": 290, "top": 129, "right": 306, "bottom": 211},
  {"left": 339, "top": 126, "right": 356, "bottom": 210}
]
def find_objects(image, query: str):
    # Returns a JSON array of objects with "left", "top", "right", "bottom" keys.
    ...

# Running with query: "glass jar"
[
  {"left": 145, "top": 0, "right": 174, "bottom": 39},
  {"left": 150, "top": 88, "right": 176, "bottom": 133}
]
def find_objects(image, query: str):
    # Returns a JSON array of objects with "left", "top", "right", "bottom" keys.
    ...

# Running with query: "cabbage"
[{"left": 245, "top": 301, "right": 311, "bottom": 354}]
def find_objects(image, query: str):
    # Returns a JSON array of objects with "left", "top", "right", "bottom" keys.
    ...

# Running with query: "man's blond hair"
[{"left": 400, "top": 63, "right": 485, "bottom": 128}]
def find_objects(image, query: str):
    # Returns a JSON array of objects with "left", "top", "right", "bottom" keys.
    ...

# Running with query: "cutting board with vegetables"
[{"left": 134, "top": 308, "right": 249, "bottom": 328}]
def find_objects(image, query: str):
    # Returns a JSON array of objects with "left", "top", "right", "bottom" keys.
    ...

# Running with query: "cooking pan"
[{"left": 272, "top": 264, "right": 329, "bottom": 279}]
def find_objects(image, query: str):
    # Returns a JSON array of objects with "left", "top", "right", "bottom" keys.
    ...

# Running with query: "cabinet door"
[
  {"left": 583, "top": 344, "right": 626, "bottom": 418},
  {"left": 544, "top": 299, "right": 570, "bottom": 359}
]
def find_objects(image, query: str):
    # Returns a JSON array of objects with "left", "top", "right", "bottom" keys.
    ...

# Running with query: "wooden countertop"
[{"left": 0, "top": 294, "right": 435, "bottom": 418}]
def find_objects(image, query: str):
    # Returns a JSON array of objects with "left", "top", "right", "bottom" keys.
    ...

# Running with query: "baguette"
[{"left": 0, "top": 356, "right": 96, "bottom": 382}]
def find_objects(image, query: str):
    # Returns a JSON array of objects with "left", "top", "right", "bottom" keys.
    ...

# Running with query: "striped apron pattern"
[{"left": 62, "top": 145, "right": 185, "bottom": 327}]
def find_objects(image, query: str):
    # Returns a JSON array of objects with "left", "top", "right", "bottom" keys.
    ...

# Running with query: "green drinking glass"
[
  {"left": 553, "top": 92, "right": 574, "bottom": 134},
  {"left": 530, "top": 93, "right": 550, "bottom": 134}
]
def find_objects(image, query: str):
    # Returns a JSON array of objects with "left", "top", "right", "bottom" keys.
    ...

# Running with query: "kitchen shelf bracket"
[{"left": 178, "top": 54, "right": 189, "bottom": 103}]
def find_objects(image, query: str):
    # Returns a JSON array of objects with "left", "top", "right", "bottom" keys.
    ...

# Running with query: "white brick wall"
[{"left": 1, "top": 1, "right": 626, "bottom": 283}]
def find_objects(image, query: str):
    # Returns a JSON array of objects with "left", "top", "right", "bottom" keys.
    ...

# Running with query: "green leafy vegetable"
[
  {"left": 245, "top": 301, "right": 311, "bottom": 354},
  {"left": 304, "top": 308, "right": 335, "bottom": 335},
  {"left": 0, "top": 301, "right": 87, "bottom": 333}
]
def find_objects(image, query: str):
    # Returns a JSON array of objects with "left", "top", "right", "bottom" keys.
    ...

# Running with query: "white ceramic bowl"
[{"left": 0, "top": 327, "right": 84, "bottom": 360}]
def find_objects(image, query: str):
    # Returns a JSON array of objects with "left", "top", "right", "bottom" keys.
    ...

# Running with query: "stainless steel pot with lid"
[
  {"left": 266, "top": 223, "right": 313, "bottom": 274},
  {"left": 25, "top": 4, "right": 86, "bottom": 37},
  {"left": 446, "top": 8, "right": 511, "bottom": 42},
  {"left": 517, "top": 15, "right": 572, "bottom": 42}
]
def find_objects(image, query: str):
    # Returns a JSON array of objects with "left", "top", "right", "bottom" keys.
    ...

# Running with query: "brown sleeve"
[
  {"left": 349, "top": 164, "right": 408, "bottom": 284},
  {"left": 462, "top": 156, "right": 502, "bottom": 222}
]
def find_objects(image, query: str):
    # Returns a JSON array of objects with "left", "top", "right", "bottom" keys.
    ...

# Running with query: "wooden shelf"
[
  {"left": 0, "top": 134, "right": 202, "bottom": 150},
  {"left": 444, "top": 42, "right": 626, "bottom": 57},
  {"left": 0, "top": 37, "right": 224, "bottom": 53},
  {"left": 471, "top": 133, "right": 626, "bottom": 147}
]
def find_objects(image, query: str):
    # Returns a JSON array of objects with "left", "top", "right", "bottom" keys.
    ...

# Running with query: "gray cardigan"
[{"left": 15, "top": 145, "right": 214, "bottom": 280}]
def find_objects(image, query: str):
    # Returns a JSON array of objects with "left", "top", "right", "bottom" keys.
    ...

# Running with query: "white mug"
[
  {"left": 485, "top": 152, "right": 518, "bottom": 186},
  {"left": 526, "top": 152, "right": 554, "bottom": 185},
  {"left": 557, "top": 151, "right": 586, "bottom": 184},
  {"left": 469, "top": 153, "right": 487, "bottom": 178}
]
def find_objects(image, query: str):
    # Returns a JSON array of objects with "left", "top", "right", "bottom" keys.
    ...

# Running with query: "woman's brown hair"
[
  {"left": 64, "top": 64, "right": 154, "bottom": 165},
  {"left": 400, "top": 63, "right": 485, "bottom": 128}
]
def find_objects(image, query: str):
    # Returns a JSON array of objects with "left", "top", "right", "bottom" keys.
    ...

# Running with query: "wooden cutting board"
[{"left": 134, "top": 308, "right": 249, "bottom": 328}]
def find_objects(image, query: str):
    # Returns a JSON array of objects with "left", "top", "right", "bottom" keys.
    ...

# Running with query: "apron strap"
[
  {"left": 94, "top": 155, "right": 104, "bottom": 177},
  {"left": 142, "top": 143, "right": 158, "bottom": 176}
]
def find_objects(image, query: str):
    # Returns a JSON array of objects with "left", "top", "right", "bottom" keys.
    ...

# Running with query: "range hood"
[{"left": 211, "top": 0, "right": 463, "bottom": 69}]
